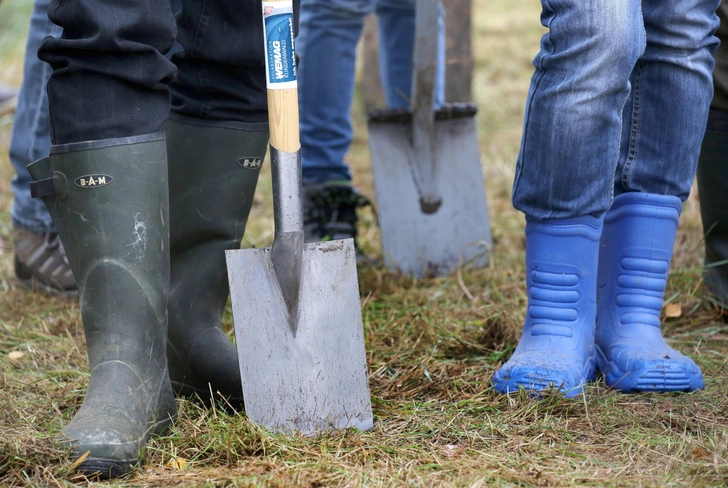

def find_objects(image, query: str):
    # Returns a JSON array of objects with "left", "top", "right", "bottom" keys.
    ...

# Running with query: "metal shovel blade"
[
  {"left": 368, "top": 104, "right": 493, "bottom": 278},
  {"left": 225, "top": 238, "right": 373, "bottom": 434}
]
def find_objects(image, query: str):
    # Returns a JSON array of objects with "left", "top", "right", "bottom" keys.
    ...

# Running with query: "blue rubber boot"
[
  {"left": 492, "top": 216, "right": 603, "bottom": 397},
  {"left": 595, "top": 193, "right": 704, "bottom": 392}
]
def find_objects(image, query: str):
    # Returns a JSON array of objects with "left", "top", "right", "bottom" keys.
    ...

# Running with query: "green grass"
[{"left": 1, "top": 0, "right": 727, "bottom": 485}]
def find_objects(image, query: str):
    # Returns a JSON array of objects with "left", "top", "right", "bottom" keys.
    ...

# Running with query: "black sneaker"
[
  {"left": 302, "top": 182, "right": 375, "bottom": 263},
  {"left": 14, "top": 227, "right": 77, "bottom": 295}
]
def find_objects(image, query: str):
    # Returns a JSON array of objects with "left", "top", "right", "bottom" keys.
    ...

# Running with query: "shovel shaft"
[
  {"left": 411, "top": 0, "right": 442, "bottom": 212},
  {"left": 271, "top": 146, "right": 303, "bottom": 236},
  {"left": 262, "top": 0, "right": 303, "bottom": 238},
  {"left": 262, "top": 0, "right": 304, "bottom": 326},
  {"left": 411, "top": 0, "right": 439, "bottom": 114}
]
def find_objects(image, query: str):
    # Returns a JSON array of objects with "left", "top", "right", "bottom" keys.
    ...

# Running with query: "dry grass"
[{"left": 1, "top": 0, "right": 727, "bottom": 486}]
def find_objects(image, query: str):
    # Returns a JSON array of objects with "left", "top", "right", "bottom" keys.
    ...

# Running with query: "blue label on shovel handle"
[{"left": 262, "top": 2, "right": 296, "bottom": 89}]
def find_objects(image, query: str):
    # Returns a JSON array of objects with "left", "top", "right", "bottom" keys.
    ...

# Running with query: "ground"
[{"left": 1, "top": 0, "right": 727, "bottom": 486}]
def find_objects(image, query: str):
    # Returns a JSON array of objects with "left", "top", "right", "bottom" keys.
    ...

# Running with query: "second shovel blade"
[
  {"left": 368, "top": 107, "right": 493, "bottom": 278},
  {"left": 225, "top": 239, "right": 373, "bottom": 434}
]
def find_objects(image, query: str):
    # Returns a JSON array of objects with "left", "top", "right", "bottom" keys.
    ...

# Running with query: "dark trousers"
[
  {"left": 39, "top": 0, "right": 299, "bottom": 145},
  {"left": 713, "top": 2, "right": 728, "bottom": 111},
  {"left": 698, "top": 1, "right": 728, "bottom": 302}
]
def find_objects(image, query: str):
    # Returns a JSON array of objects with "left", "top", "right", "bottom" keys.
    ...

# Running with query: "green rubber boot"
[
  {"left": 163, "top": 114, "right": 269, "bottom": 406},
  {"left": 29, "top": 134, "right": 176, "bottom": 479},
  {"left": 697, "top": 120, "right": 728, "bottom": 304}
]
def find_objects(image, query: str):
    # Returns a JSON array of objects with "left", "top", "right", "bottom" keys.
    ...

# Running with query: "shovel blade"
[
  {"left": 225, "top": 239, "right": 373, "bottom": 434},
  {"left": 368, "top": 111, "right": 492, "bottom": 278}
]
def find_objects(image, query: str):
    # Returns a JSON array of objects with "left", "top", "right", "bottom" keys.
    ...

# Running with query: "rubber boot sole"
[{"left": 69, "top": 415, "right": 173, "bottom": 479}]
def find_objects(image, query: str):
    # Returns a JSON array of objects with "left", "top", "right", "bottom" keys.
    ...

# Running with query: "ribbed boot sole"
[
  {"left": 596, "top": 346, "right": 702, "bottom": 392},
  {"left": 492, "top": 353, "right": 597, "bottom": 398},
  {"left": 68, "top": 415, "right": 173, "bottom": 479}
]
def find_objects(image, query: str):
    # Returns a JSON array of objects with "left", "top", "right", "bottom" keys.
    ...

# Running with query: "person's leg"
[
  {"left": 698, "top": 111, "right": 728, "bottom": 303},
  {"left": 494, "top": 0, "right": 644, "bottom": 396},
  {"left": 511, "top": 2, "right": 644, "bottom": 220},
  {"left": 162, "top": 0, "right": 276, "bottom": 404},
  {"left": 296, "top": 0, "right": 376, "bottom": 251},
  {"left": 711, "top": 2, "right": 728, "bottom": 113},
  {"left": 169, "top": 0, "right": 270, "bottom": 123},
  {"left": 9, "top": 0, "right": 75, "bottom": 294},
  {"left": 10, "top": 0, "right": 58, "bottom": 235},
  {"left": 375, "top": 0, "right": 445, "bottom": 109},
  {"left": 613, "top": 0, "right": 718, "bottom": 201},
  {"left": 597, "top": 0, "right": 720, "bottom": 392},
  {"left": 38, "top": 0, "right": 176, "bottom": 143},
  {"left": 698, "top": 1, "right": 728, "bottom": 304},
  {"left": 296, "top": 0, "right": 445, "bottom": 185},
  {"left": 297, "top": 0, "right": 372, "bottom": 186},
  {"left": 32, "top": 0, "right": 178, "bottom": 477}
]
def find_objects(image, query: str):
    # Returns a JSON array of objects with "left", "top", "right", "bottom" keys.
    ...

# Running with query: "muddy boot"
[
  {"left": 697, "top": 111, "right": 728, "bottom": 304},
  {"left": 163, "top": 114, "right": 268, "bottom": 406},
  {"left": 596, "top": 193, "right": 704, "bottom": 393},
  {"left": 492, "top": 215, "right": 602, "bottom": 397},
  {"left": 28, "top": 134, "right": 176, "bottom": 478}
]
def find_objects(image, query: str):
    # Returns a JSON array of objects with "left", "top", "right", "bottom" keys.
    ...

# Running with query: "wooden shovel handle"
[
  {"left": 264, "top": 0, "right": 300, "bottom": 153},
  {"left": 268, "top": 89, "right": 300, "bottom": 153}
]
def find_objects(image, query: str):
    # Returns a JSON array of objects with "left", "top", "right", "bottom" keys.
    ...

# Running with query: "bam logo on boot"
[
  {"left": 238, "top": 157, "right": 263, "bottom": 170},
  {"left": 75, "top": 174, "right": 113, "bottom": 188}
]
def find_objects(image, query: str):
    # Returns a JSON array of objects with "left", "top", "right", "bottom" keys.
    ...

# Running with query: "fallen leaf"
[
  {"left": 690, "top": 447, "right": 711, "bottom": 460},
  {"left": 167, "top": 456, "right": 187, "bottom": 470},
  {"left": 665, "top": 303, "right": 682, "bottom": 318},
  {"left": 8, "top": 351, "right": 24, "bottom": 360}
]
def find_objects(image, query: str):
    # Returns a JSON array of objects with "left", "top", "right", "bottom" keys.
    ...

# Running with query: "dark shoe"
[
  {"left": 163, "top": 114, "right": 268, "bottom": 407},
  {"left": 302, "top": 182, "right": 374, "bottom": 263},
  {"left": 14, "top": 227, "right": 77, "bottom": 295},
  {"left": 0, "top": 82, "right": 18, "bottom": 115},
  {"left": 28, "top": 134, "right": 176, "bottom": 479}
]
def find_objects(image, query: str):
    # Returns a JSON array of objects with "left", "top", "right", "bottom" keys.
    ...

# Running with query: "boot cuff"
[
  {"left": 607, "top": 192, "right": 682, "bottom": 223},
  {"left": 50, "top": 132, "right": 166, "bottom": 155}
]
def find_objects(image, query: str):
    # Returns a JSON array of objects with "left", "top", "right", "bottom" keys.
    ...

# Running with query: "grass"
[{"left": 1, "top": 0, "right": 728, "bottom": 486}]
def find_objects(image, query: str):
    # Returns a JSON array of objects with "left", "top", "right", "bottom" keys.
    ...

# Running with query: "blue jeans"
[
  {"left": 297, "top": 0, "right": 446, "bottom": 184},
  {"left": 9, "top": 0, "right": 185, "bottom": 233},
  {"left": 512, "top": 0, "right": 721, "bottom": 220},
  {"left": 9, "top": 0, "right": 61, "bottom": 234}
]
